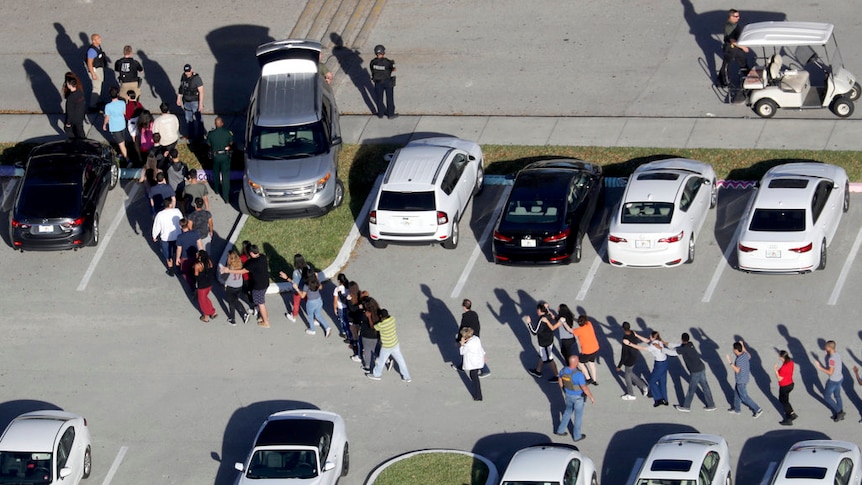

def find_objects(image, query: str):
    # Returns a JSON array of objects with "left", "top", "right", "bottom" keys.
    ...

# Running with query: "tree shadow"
[
  {"left": 211, "top": 400, "right": 318, "bottom": 485},
  {"left": 690, "top": 327, "right": 734, "bottom": 405},
  {"left": 777, "top": 324, "right": 825, "bottom": 406},
  {"left": 137, "top": 49, "right": 176, "bottom": 108},
  {"left": 736, "top": 429, "right": 830, "bottom": 485},
  {"left": 206, "top": 25, "right": 274, "bottom": 115},
  {"left": 330, "top": 33, "right": 375, "bottom": 114},
  {"left": 603, "top": 423, "right": 699, "bottom": 485},
  {"left": 734, "top": 334, "right": 781, "bottom": 412}
]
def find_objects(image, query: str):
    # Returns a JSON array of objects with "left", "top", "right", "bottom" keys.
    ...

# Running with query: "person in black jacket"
[
  {"left": 617, "top": 321, "right": 648, "bottom": 400},
  {"left": 668, "top": 333, "right": 717, "bottom": 412}
]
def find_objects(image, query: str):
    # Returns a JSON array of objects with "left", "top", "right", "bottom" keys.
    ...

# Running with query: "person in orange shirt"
[{"left": 572, "top": 314, "right": 600, "bottom": 385}]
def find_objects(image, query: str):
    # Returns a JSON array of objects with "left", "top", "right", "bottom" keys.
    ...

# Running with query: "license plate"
[
  {"left": 766, "top": 249, "right": 781, "bottom": 258},
  {"left": 635, "top": 240, "right": 651, "bottom": 248},
  {"left": 38, "top": 225, "right": 54, "bottom": 233},
  {"left": 521, "top": 239, "right": 537, "bottom": 248}
]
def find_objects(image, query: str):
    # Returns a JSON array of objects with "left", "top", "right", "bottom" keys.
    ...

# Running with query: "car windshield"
[
  {"left": 785, "top": 466, "right": 828, "bottom": 479},
  {"left": 502, "top": 198, "right": 564, "bottom": 225},
  {"left": 0, "top": 451, "right": 53, "bottom": 484},
  {"left": 378, "top": 191, "right": 436, "bottom": 211},
  {"left": 249, "top": 121, "right": 327, "bottom": 160},
  {"left": 245, "top": 449, "right": 318, "bottom": 479},
  {"left": 17, "top": 184, "right": 83, "bottom": 219},
  {"left": 749, "top": 209, "right": 806, "bottom": 232},
  {"left": 621, "top": 202, "right": 674, "bottom": 224}
]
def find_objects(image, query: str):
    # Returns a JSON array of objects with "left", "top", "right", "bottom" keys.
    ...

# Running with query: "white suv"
[{"left": 368, "top": 137, "right": 484, "bottom": 249}]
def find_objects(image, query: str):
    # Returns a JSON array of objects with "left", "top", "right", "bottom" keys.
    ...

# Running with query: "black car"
[
  {"left": 493, "top": 159, "right": 602, "bottom": 263},
  {"left": 10, "top": 139, "right": 119, "bottom": 251}
]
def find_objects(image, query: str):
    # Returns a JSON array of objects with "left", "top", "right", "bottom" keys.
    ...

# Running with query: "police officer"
[
  {"left": 176, "top": 64, "right": 205, "bottom": 142},
  {"left": 85, "top": 34, "right": 107, "bottom": 111},
  {"left": 115, "top": 45, "right": 143, "bottom": 100},
  {"left": 206, "top": 117, "right": 233, "bottom": 202},
  {"left": 369, "top": 44, "right": 397, "bottom": 119}
]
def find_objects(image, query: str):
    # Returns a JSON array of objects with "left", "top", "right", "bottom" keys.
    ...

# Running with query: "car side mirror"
[
  {"left": 323, "top": 461, "right": 336, "bottom": 472},
  {"left": 234, "top": 462, "right": 245, "bottom": 472},
  {"left": 383, "top": 153, "right": 394, "bottom": 162},
  {"left": 331, "top": 136, "right": 342, "bottom": 146},
  {"left": 59, "top": 468, "right": 72, "bottom": 479}
]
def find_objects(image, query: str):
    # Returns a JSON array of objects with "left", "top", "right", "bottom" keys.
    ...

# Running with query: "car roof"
[
  {"left": 383, "top": 144, "right": 453, "bottom": 188},
  {"left": 254, "top": 411, "right": 337, "bottom": 448},
  {"left": 739, "top": 21, "right": 833, "bottom": 47},
  {"left": 502, "top": 445, "right": 579, "bottom": 481},
  {"left": 0, "top": 411, "right": 80, "bottom": 452},
  {"left": 640, "top": 434, "right": 725, "bottom": 478}
]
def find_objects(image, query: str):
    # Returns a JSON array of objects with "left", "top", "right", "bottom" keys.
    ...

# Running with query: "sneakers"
[
  {"left": 305, "top": 329, "right": 316, "bottom": 335},
  {"left": 705, "top": 406, "right": 717, "bottom": 412},
  {"left": 674, "top": 405, "right": 691, "bottom": 413},
  {"left": 754, "top": 409, "right": 764, "bottom": 419},
  {"left": 621, "top": 394, "right": 636, "bottom": 401},
  {"left": 365, "top": 373, "right": 381, "bottom": 381},
  {"left": 728, "top": 409, "right": 740, "bottom": 415},
  {"left": 285, "top": 312, "right": 296, "bottom": 322},
  {"left": 350, "top": 355, "right": 362, "bottom": 363},
  {"left": 528, "top": 369, "right": 542, "bottom": 378}
]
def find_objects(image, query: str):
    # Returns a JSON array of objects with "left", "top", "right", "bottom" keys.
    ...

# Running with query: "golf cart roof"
[{"left": 738, "top": 21, "right": 834, "bottom": 47}]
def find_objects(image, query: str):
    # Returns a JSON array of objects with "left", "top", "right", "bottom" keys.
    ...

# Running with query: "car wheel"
[
  {"left": 370, "top": 238, "right": 388, "bottom": 249},
  {"left": 710, "top": 181, "right": 718, "bottom": 209},
  {"left": 844, "top": 181, "right": 850, "bottom": 213},
  {"left": 442, "top": 219, "right": 459, "bottom": 249},
  {"left": 685, "top": 234, "right": 695, "bottom": 264},
  {"left": 473, "top": 165, "right": 484, "bottom": 196},
  {"left": 830, "top": 97, "right": 854, "bottom": 118},
  {"left": 83, "top": 446, "right": 91, "bottom": 478},
  {"left": 331, "top": 179, "right": 345, "bottom": 209},
  {"left": 849, "top": 81, "right": 861, "bottom": 101},
  {"left": 754, "top": 98, "right": 778, "bottom": 118},
  {"left": 818, "top": 239, "right": 827, "bottom": 270},
  {"left": 341, "top": 443, "right": 349, "bottom": 477},
  {"left": 90, "top": 213, "right": 100, "bottom": 247},
  {"left": 109, "top": 160, "right": 119, "bottom": 190},
  {"left": 591, "top": 472, "right": 598, "bottom": 485},
  {"left": 572, "top": 231, "right": 583, "bottom": 263}
]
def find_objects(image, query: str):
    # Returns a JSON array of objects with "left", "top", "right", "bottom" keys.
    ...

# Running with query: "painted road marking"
[
  {"left": 702, "top": 231, "right": 738, "bottom": 303},
  {"left": 625, "top": 457, "right": 644, "bottom": 485},
  {"left": 828, "top": 225, "right": 862, "bottom": 305},
  {"left": 576, "top": 242, "right": 606, "bottom": 301},
  {"left": 101, "top": 446, "right": 128, "bottom": 485},
  {"left": 451, "top": 187, "right": 510, "bottom": 299},
  {"left": 760, "top": 462, "right": 777, "bottom": 484},
  {"left": 78, "top": 183, "right": 140, "bottom": 291}
]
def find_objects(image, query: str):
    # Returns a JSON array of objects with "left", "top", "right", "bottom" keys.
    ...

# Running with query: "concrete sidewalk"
[{"left": 2, "top": 113, "right": 861, "bottom": 151}]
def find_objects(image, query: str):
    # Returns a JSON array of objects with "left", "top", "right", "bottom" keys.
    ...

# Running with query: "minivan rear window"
[{"left": 378, "top": 191, "right": 435, "bottom": 211}]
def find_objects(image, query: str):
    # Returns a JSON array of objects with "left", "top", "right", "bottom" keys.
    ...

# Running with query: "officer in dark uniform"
[
  {"left": 369, "top": 44, "right": 397, "bottom": 119},
  {"left": 205, "top": 117, "right": 233, "bottom": 202}
]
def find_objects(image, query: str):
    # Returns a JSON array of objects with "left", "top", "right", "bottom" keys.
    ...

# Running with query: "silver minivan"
[{"left": 241, "top": 39, "right": 344, "bottom": 219}]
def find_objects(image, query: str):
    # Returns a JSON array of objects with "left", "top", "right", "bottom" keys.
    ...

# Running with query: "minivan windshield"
[{"left": 249, "top": 121, "right": 328, "bottom": 160}]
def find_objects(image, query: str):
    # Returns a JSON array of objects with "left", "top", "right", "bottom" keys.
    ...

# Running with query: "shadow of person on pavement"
[
  {"left": 691, "top": 327, "right": 734, "bottom": 405},
  {"left": 22, "top": 60, "right": 64, "bottom": 135},
  {"left": 330, "top": 33, "right": 376, "bottom": 114}
]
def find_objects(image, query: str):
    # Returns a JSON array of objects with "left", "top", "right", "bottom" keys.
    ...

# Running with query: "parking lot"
[{"left": 1, "top": 176, "right": 860, "bottom": 484}]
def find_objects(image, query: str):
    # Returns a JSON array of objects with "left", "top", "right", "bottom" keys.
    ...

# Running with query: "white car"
[
  {"left": 368, "top": 136, "right": 484, "bottom": 249},
  {"left": 608, "top": 159, "right": 717, "bottom": 267},
  {"left": 635, "top": 433, "right": 732, "bottom": 485},
  {"left": 0, "top": 410, "right": 92, "bottom": 484},
  {"left": 737, "top": 162, "right": 849, "bottom": 273},
  {"left": 234, "top": 410, "right": 348, "bottom": 484},
  {"left": 499, "top": 444, "right": 598, "bottom": 485},
  {"left": 770, "top": 440, "right": 862, "bottom": 484}
]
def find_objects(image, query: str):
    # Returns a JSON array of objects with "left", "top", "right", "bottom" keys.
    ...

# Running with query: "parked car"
[
  {"left": 499, "top": 444, "right": 598, "bottom": 485},
  {"left": 737, "top": 162, "right": 848, "bottom": 273},
  {"left": 634, "top": 433, "right": 731, "bottom": 485},
  {"left": 770, "top": 440, "right": 862, "bottom": 484},
  {"left": 234, "top": 410, "right": 348, "bottom": 484},
  {"left": 10, "top": 139, "right": 119, "bottom": 251},
  {"left": 368, "top": 136, "right": 484, "bottom": 249},
  {"left": 0, "top": 410, "right": 92, "bottom": 484},
  {"left": 607, "top": 158, "right": 717, "bottom": 267},
  {"left": 241, "top": 39, "right": 344, "bottom": 220},
  {"left": 493, "top": 159, "right": 602, "bottom": 263}
]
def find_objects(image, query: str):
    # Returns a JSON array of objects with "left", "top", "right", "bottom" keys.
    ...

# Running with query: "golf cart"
[{"left": 737, "top": 21, "right": 860, "bottom": 118}]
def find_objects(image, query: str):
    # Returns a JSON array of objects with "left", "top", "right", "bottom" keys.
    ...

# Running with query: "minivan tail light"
[
  {"left": 493, "top": 231, "right": 513, "bottom": 242},
  {"left": 658, "top": 231, "right": 683, "bottom": 243},
  {"left": 608, "top": 235, "right": 627, "bottom": 243},
  {"left": 437, "top": 211, "right": 449, "bottom": 225},
  {"left": 543, "top": 228, "right": 570, "bottom": 243},
  {"left": 738, "top": 243, "right": 756, "bottom": 253},
  {"left": 369, "top": 211, "right": 377, "bottom": 224},
  {"left": 789, "top": 242, "right": 813, "bottom": 253}
]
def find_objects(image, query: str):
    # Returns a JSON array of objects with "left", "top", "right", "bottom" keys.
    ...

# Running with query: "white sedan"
[
  {"left": 737, "top": 162, "right": 849, "bottom": 273},
  {"left": 770, "top": 440, "right": 862, "bottom": 484},
  {"left": 234, "top": 410, "right": 348, "bottom": 485},
  {"left": 0, "top": 410, "right": 92, "bottom": 484},
  {"left": 608, "top": 159, "right": 717, "bottom": 267},
  {"left": 634, "top": 433, "right": 732, "bottom": 485},
  {"left": 499, "top": 444, "right": 598, "bottom": 485}
]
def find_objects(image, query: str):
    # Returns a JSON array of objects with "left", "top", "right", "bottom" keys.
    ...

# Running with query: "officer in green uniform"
[{"left": 205, "top": 117, "right": 233, "bottom": 201}]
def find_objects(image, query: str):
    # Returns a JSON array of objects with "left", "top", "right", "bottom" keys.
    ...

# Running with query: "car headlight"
[
  {"left": 316, "top": 172, "right": 331, "bottom": 193},
  {"left": 247, "top": 178, "right": 264, "bottom": 196}
]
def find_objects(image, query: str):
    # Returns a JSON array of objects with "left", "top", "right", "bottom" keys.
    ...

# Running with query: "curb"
[{"left": 364, "top": 449, "right": 499, "bottom": 485}]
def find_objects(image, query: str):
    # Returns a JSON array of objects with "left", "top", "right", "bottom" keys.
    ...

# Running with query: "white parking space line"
[
  {"left": 828, "top": 226, "right": 862, "bottom": 305},
  {"left": 450, "top": 187, "right": 510, "bottom": 299},
  {"left": 625, "top": 457, "right": 644, "bottom": 485},
  {"left": 77, "top": 184, "right": 140, "bottom": 292},
  {"left": 760, "top": 462, "right": 777, "bottom": 485},
  {"left": 702, "top": 232, "right": 738, "bottom": 303},
  {"left": 100, "top": 446, "right": 128, "bottom": 485},
  {"left": 576, "top": 242, "right": 606, "bottom": 301}
]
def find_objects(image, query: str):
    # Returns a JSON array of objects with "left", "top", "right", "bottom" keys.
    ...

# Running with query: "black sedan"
[
  {"left": 10, "top": 139, "right": 119, "bottom": 251},
  {"left": 493, "top": 159, "right": 602, "bottom": 263}
]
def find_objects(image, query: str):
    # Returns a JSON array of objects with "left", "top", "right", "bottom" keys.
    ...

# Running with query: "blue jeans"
[
  {"left": 305, "top": 298, "right": 330, "bottom": 332},
  {"left": 649, "top": 360, "right": 669, "bottom": 402},
  {"left": 733, "top": 382, "right": 761, "bottom": 413},
  {"left": 182, "top": 101, "right": 201, "bottom": 140},
  {"left": 556, "top": 393, "right": 585, "bottom": 439},
  {"left": 335, "top": 307, "right": 350, "bottom": 336},
  {"left": 824, "top": 379, "right": 844, "bottom": 415},
  {"left": 372, "top": 344, "right": 411, "bottom": 380},
  {"left": 683, "top": 370, "right": 715, "bottom": 408}
]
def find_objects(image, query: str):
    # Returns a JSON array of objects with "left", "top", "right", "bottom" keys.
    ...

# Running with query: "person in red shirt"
[
  {"left": 774, "top": 350, "right": 797, "bottom": 425},
  {"left": 572, "top": 315, "right": 601, "bottom": 385}
]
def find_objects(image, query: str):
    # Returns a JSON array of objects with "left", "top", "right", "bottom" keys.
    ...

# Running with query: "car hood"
[{"left": 245, "top": 153, "right": 330, "bottom": 186}]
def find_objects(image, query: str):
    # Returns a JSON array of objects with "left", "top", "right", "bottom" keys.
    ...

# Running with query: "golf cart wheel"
[
  {"left": 754, "top": 98, "right": 778, "bottom": 118},
  {"left": 830, "top": 97, "right": 854, "bottom": 118},
  {"left": 848, "top": 82, "right": 861, "bottom": 101}
]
